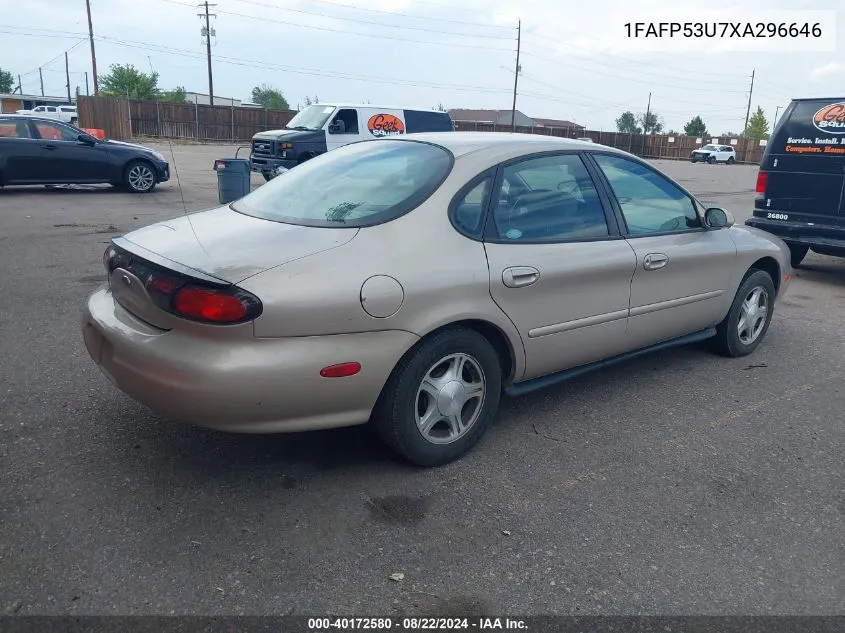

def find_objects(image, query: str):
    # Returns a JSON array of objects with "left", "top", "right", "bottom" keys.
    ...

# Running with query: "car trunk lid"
[
  {"left": 109, "top": 206, "right": 357, "bottom": 328},
  {"left": 120, "top": 205, "right": 358, "bottom": 284}
]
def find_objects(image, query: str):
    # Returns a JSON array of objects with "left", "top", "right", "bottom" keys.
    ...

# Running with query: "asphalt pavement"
[{"left": 1, "top": 144, "right": 843, "bottom": 616}]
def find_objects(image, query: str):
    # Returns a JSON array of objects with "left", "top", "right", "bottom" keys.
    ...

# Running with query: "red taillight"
[
  {"left": 173, "top": 286, "right": 250, "bottom": 324},
  {"left": 756, "top": 170, "right": 768, "bottom": 195},
  {"left": 320, "top": 362, "right": 362, "bottom": 378}
]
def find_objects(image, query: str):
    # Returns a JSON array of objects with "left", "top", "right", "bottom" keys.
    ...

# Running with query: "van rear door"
[{"left": 757, "top": 99, "right": 845, "bottom": 225}]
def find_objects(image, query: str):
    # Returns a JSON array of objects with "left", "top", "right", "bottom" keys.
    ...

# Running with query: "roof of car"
[
  {"left": 0, "top": 115, "right": 72, "bottom": 124},
  {"left": 398, "top": 132, "right": 612, "bottom": 157}
]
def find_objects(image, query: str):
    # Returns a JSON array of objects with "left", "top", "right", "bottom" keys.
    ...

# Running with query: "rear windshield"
[{"left": 232, "top": 140, "right": 453, "bottom": 227}]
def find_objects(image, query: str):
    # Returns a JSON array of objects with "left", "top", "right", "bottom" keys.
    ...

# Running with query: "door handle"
[
  {"left": 43, "top": 144, "right": 58, "bottom": 151},
  {"left": 643, "top": 253, "right": 669, "bottom": 271},
  {"left": 502, "top": 266, "right": 540, "bottom": 288}
]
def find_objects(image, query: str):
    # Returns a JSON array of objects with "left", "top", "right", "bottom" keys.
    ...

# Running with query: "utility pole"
[
  {"left": 773, "top": 105, "right": 781, "bottom": 128},
  {"left": 641, "top": 91, "right": 651, "bottom": 155},
  {"left": 85, "top": 72, "right": 89, "bottom": 96},
  {"left": 510, "top": 18, "right": 521, "bottom": 132},
  {"left": 85, "top": 0, "right": 99, "bottom": 95},
  {"left": 65, "top": 51, "right": 72, "bottom": 102},
  {"left": 39, "top": 68, "right": 44, "bottom": 96},
  {"left": 17, "top": 75, "right": 22, "bottom": 94},
  {"left": 743, "top": 69, "right": 755, "bottom": 133},
  {"left": 199, "top": 1, "right": 217, "bottom": 106}
]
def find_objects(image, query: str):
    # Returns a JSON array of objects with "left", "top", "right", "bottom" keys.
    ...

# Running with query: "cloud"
[{"left": 810, "top": 62, "right": 842, "bottom": 80}]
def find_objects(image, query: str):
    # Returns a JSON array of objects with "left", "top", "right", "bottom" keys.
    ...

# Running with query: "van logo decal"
[
  {"left": 367, "top": 113, "right": 405, "bottom": 137},
  {"left": 812, "top": 102, "right": 845, "bottom": 134}
]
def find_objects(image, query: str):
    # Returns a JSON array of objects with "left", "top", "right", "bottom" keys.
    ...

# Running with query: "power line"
[
  {"left": 525, "top": 31, "right": 750, "bottom": 80},
  {"left": 0, "top": 27, "right": 513, "bottom": 95},
  {"left": 218, "top": 0, "right": 515, "bottom": 38},
  {"left": 296, "top": 0, "right": 504, "bottom": 20},
  {"left": 0, "top": 25, "right": 762, "bottom": 119},
  {"left": 523, "top": 40, "right": 749, "bottom": 88},
  {"left": 519, "top": 49, "right": 749, "bottom": 94},
  {"left": 156, "top": 1, "right": 515, "bottom": 51}
]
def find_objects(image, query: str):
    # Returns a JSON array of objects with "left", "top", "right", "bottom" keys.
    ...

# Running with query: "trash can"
[{"left": 213, "top": 158, "right": 251, "bottom": 204}]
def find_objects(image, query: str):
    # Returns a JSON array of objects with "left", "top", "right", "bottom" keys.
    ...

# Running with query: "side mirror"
[
  {"left": 77, "top": 133, "right": 97, "bottom": 145},
  {"left": 705, "top": 207, "right": 734, "bottom": 228}
]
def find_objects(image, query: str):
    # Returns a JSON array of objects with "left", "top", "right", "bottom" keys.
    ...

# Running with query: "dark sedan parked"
[{"left": 0, "top": 116, "right": 169, "bottom": 193}]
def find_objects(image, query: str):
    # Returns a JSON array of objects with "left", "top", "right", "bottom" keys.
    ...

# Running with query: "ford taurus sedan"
[
  {"left": 82, "top": 133, "right": 792, "bottom": 465},
  {"left": 0, "top": 115, "right": 169, "bottom": 192}
]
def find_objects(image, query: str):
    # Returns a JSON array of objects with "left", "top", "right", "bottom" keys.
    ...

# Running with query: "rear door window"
[
  {"left": 403, "top": 110, "right": 453, "bottom": 133},
  {"left": 33, "top": 122, "right": 79, "bottom": 141},
  {"left": 488, "top": 154, "right": 610, "bottom": 242}
]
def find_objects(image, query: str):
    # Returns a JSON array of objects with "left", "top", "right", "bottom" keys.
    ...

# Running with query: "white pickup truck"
[{"left": 15, "top": 104, "right": 78, "bottom": 125}]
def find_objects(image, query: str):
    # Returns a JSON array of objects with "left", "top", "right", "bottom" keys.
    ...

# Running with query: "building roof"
[
  {"left": 448, "top": 108, "right": 511, "bottom": 122},
  {"left": 0, "top": 93, "right": 74, "bottom": 104},
  {"left": 448, "top": 108, "right": 583, "bottom": 129},
  {"left": 532, "top": 117, "right": 584, "bottom": 129}
]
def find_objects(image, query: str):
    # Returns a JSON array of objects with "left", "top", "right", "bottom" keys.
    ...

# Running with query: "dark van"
[
  {"left": 746, "top": 98, "right": 845, "bottom": 267},
  {"left": 249, "top": 103, "right": 454, "bottom": 181}
]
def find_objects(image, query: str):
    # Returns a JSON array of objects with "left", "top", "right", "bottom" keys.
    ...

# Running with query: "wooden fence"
[
  {"left": 78, "top": 96, "right": 765, "bottom": 163},
  {"left": 453, "top": 121, "right": 766, "bottom": 164},
  {"left": 77, "top": 96, "right": 296, "bottom": 142}
]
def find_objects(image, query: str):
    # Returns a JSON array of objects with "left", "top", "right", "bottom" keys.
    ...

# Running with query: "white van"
[{"left": 249, "top": 103, "right": 454, "bottom": 180}]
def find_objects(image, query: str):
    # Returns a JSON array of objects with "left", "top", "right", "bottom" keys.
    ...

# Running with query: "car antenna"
[{"left": 166, "top": 139, "right": 210, "bottom": 259}]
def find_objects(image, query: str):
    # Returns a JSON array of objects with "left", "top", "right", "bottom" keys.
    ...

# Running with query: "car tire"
[
  {"left": 261, "top": 172, "right": 273, "bottom": 182},
  {"left": 788, "top": 244, "right": 809, "bottom": 268},
  {"left": 727, "top": 156, "right": 735, "bottom": 164},
  {"left": 373, "top": 327, "right": 502, "bottom": 467},
  {"left": 707, "top": 156, "right": 716, "bottom": 164},
  {"left": 123, "top": 160, "right": 157, "bottom": 193},
  {"left": 712, "top": 269, "right": 776, "bottom": 358},
  {"left": 70, "top": 118, "right": 78, "bottom": 126}
]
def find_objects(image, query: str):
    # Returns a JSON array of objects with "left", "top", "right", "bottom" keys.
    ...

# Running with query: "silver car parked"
[{"left": 83, "top": 133, "right": 792, "bottom": 465}]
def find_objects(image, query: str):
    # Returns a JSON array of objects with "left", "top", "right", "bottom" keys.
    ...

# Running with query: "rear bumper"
[
  {"left": 745, "top": 217, "right": 845, "bottom": 253},
  {"left": 82, "top": 286, "right": 419, "bottom": 433}
]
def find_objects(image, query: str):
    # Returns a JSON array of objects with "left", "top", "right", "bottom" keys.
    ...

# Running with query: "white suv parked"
[
  {"left": 690, "top": 144, "right": 736, "bottom": 164},
  {"left": 15, "top": 105, "right": 78, "bottom": 125}
]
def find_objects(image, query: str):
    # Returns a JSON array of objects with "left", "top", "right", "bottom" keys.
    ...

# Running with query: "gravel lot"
[{"left": 1, "top": 142, "right": 843, "bottom": 616}]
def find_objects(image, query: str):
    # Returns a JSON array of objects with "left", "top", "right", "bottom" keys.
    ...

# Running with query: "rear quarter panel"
[{"left": 239, "top": 155, "right": 527, "bottom": 379}]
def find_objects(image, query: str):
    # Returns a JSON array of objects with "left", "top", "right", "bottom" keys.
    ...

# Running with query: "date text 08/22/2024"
[{"left": 307, "top": 618, "right": 528, "bottom": 630}]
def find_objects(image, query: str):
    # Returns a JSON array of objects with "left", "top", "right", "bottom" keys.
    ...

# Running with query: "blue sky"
[{"left": 1, "top": 0, "right": 843, "bottom": 133}]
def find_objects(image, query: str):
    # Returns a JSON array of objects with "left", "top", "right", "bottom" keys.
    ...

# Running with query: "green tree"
[
  {"left": 252, "top": 84, "right": 289, "bottom": 110},
  {"left": 0, "top": 67, "right": 14, "bottom": 93},
  {"left": 100, "top": 64, "right": 159, "bottom": 99},
  {"left": 638, "top": 110, "right": 663, "bottom": 134},
  {"left": 615, "top": 110, "right": 641, "bottom": 134},
  {"left": 744, "top": 106, "right": 770, "bottom": 139},
  {"left": 683, "top": 116, "right": 708, "bottom": 136},
  {"left": 159, "top": 86, "right": 187, "bottom": 103}
]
